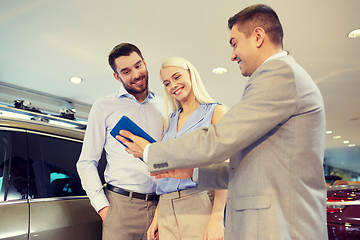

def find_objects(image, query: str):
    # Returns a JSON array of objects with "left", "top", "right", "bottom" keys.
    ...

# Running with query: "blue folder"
[{"left": 110, "top": 116, "right": 156, "bottom": 160}]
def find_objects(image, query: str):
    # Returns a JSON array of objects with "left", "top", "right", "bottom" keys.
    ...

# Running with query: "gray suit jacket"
[{"left": 148, "top": 55, "right": 328, "bottom": 240}]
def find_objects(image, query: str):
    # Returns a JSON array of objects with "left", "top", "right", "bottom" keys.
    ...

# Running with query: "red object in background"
[{"left": 327, "top": 185, "right": 360, "bottom": 240}]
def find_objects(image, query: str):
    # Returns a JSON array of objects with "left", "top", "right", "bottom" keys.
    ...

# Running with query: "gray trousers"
[{"left": 103, "top": 189, "right": 158, "bottom": 240}]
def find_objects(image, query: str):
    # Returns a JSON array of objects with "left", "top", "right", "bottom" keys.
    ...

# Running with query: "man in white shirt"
[{"left": 77, "top": 43, "right": 163, "bottom": 240}]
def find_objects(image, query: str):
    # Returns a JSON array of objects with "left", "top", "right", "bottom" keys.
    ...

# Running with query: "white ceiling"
[{"left": 0, "top": 0, "right": 360, "bottom": 171}]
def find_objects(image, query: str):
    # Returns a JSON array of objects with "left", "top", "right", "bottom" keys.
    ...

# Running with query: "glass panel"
[
  {"left": 28, "top": 133, "right": 85, "bottom": 198},
  {"left": 0, "top": 131, "right": 11, "bottom": 202},
  {"left": 0, "top": 130, "right": 29, "bottom": 201}
]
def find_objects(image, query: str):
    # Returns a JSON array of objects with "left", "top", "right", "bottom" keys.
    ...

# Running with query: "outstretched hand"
[
  {"left": 151, "top": 168, "right": 194, "bottom": 179},
  {"left": 116, "top": 130, "right": 150, "bottom": 159}
]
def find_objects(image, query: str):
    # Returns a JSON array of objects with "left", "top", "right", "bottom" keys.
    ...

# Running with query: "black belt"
[{"left": 106, "top": 183, "right": 159, "bottom": 201}]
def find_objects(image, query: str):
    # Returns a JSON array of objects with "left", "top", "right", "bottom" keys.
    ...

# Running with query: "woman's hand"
[
  {"left": 203, "top": 214, "right": 224, "bottom": 240},
  {"left": 147, "top": 210, "right": 159, "bottom": 240}
]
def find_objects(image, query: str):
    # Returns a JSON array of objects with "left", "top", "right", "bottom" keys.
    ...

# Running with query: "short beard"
[
  {"left": 121, "top": 72, "right": 149, "bottom": 95},
  {"left": 124, "top": 81, "right": 148, "bottom": 94}
]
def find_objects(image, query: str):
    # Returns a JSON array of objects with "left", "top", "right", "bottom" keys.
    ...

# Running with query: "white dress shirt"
[{"left": 77, "top": 88, "right": 163, "bottom": 212}]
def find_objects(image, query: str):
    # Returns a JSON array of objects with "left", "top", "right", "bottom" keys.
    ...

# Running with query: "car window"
[
  {"left": 27, "top": 133, "right": 86, "bottom": 198},
  {"left": 0, "top": 131, "right": 11, "bottom": 201},
  {"left": 0, "top": 129, "right": 28, "bottom": 201}
]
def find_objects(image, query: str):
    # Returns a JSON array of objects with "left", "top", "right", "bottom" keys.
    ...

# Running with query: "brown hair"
[
  {"left": 108, "top": 43, "right": 144, "bottom": 73},
  {"left": 228, "top": 4, "right": 283, "bottom": 48}
]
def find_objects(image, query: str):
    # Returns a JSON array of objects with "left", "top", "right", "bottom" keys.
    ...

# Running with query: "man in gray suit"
[{"left": 119, "top": 4, "right": 328, "bottom": 240}]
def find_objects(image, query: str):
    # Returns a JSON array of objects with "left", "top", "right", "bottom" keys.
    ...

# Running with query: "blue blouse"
[{"left": 156, "top": 103, "right": 219, "bottom": 195}]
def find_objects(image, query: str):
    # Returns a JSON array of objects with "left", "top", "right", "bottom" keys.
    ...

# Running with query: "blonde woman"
[{"left": 147, "top": 57, "right": 227, "bottom": 240}]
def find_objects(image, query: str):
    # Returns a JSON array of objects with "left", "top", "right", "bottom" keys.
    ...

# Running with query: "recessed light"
[
  {"left": 348, "top": 29, "right": 360, "bottom": 39},
  {"left": 333, "top": 135, "right": 341, "bottom": 139},
  {"left": 325, "top": 130, "right": 333, "bottom": 135},
  {"left": 348, "top": 144, "right": 356, "bottom": 147},
  {"left": 69, "top": 76, "right": 83, "bottom": 84},
  {"left": 212, "top": 67, "right": 228, "bottom": 75},
  {"left": 343, "top": 140, "right": 350, "bottom": 144}
]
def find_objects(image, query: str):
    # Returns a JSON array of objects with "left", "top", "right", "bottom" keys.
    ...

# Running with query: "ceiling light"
[
  {"left": 343, "top": 140, "right": 350, "bottom": 144},
  {"left": 333, "top": 136, "right": 341, "bottom": 139},
  {"left": 325, "top": 130, "right": 333, "bottom": 135},
  {"left": 212, "top": 67, "right": 228, "bottom": 75},
  {"left": 348, "top": 144, "right": 356, "bottom": 147},
  {"left": 348, "top": 29, "right": 360, "bottom": 39},
  {"left": 69, "top": 76, "right": 83, "bottom": 84}
]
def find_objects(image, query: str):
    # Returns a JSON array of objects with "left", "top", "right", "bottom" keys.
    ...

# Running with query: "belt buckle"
[
  {"left": 145, "top": 194, "right": 149, "bottom": 201},
  {"left": 129, "top": 191, "right": 133, "bottom": 200}
]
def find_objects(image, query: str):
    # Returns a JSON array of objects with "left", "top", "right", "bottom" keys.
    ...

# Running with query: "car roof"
[
  {"left": 0, "top": 104, "right": 85, "bottom": 141},
  {"left": 327, "top": 185, "right": 360, "bottom": 191}
]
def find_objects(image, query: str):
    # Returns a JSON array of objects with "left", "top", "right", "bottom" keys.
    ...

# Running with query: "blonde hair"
[{"left": 160, "top": 57, "right": 216, "bottom": 130}]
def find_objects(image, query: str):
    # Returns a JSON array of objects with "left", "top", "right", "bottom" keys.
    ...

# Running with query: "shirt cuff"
[
  {"left": 143, "top": 143, "right": 151, "bottom": 164},
  {"left": 92, "top": 192, "right": 110, "bottom": 213},
  {"left": 192, "top": 168, "right": 199, "bottom": 182}
]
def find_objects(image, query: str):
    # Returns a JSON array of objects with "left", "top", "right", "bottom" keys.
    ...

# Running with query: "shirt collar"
[
  {"left": 116, "top": 87, "right": 155, "bottom": 103},
  {"left": 263, "top": 51, "right": 288, "bottom": 64}
]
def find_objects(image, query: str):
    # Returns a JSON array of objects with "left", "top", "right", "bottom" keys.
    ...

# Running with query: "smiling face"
[
  {"left": 161, "top": 66, "right": 194, "bottom": 104},
  {"left": 113, "top": 51, "right": 148, "bottom": 98},
  {"left": 229, "top": 24, "right": 259, "bottom": 77}
]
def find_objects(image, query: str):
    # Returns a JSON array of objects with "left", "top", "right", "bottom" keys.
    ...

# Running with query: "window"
[
  {"left": 27, "top": 133, "right": 85, "bottom": 198},
  {"left": 0, "top": 129, "right": 28, "bottom": 201},
  {"left": 0, "top": 131, "right": 11, "bottom": 201}
]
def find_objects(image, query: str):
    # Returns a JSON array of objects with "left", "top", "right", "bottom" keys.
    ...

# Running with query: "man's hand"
[
  {"left": 98, "top": 206, "right": 109, "bottom": 223},
  {"left": 151, "top": 169, "right": 194, "bottom": 179},
  {"left": 116, "top": 130, "right": 150, "bottom": 159}
]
